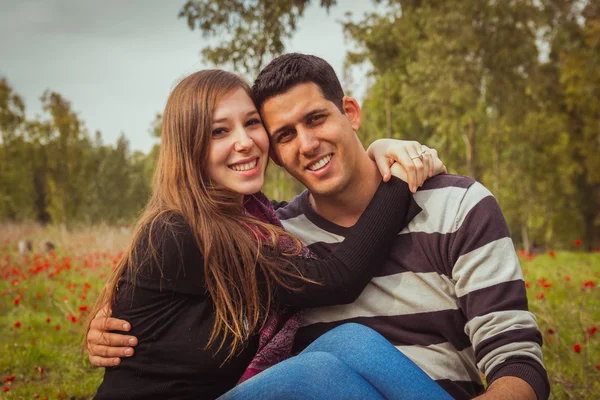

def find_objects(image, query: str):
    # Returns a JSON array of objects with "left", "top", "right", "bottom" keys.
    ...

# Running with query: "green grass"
[{"left": 1, "top": 223, "right": 599, "bottom": 399}]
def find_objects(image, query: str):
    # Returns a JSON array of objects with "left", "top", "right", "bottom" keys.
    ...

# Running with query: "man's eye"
[
  {"left": 277, "top": 131, "right": 295, "bottom": 143},
  {"left": 309, "top": 115, "right": 325, "bottom": 125}
]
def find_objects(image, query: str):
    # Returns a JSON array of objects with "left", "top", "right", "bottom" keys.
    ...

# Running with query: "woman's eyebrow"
[{"left": 213, "top": 110, "right": 259, "bottom": 124}]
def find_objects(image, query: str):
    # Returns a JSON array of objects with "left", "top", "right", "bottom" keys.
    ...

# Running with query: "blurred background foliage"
[{"left": 0, "top": 0, "right": 598, "bottom": 252}]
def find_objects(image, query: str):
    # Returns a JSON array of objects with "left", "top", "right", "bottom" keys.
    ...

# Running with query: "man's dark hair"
[{"left": 252, "top": 53, "right": 345, "bottom": 112}]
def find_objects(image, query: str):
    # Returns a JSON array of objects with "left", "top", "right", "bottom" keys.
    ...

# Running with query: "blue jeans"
[{"left": 219, "top": 323, "right": 452, "bottom": 399}]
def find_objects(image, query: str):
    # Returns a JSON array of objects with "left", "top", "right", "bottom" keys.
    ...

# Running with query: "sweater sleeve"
[
  {"left": 135, "top": 178, "right": 411, "bottom": 306},
  {"left": 449, "top": 181, "right": 550, "bottom": 400},
  {"left": 272, "top": 177, "right": 412, "bottom": 308}
]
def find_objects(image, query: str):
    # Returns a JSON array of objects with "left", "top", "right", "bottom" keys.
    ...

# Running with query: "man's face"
[{"left": 260, "top": 82, "right": 362, "bottom": 197}]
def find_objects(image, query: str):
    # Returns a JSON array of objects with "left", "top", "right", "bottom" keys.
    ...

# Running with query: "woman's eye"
[
  {"left": 212, "top": 128, "right": 227, "bottom": 137},
  {"left": 246, "top": 118, "right": 261, "bottom": 127}
]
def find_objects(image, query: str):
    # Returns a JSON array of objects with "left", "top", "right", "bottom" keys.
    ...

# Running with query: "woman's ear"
[{"left": 342, "top": 96, "right": 362, "bottom": 131}]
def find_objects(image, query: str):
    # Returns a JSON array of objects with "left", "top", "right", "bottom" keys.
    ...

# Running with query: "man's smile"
[{"left": 307, "top": 154, "right": 333, "bottom": 171}]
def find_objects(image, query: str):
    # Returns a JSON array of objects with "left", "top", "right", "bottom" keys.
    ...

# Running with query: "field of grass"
[{"left": 1, "top": 223, "right": 599, "bottom": 399}]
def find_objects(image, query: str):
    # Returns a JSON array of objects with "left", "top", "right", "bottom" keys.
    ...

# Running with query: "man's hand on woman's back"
[{"left": 87, "top": 306, "right": 138, "bottom": 367}]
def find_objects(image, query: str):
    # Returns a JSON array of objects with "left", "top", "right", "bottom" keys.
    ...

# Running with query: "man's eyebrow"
[
  {"left": 213, "top": 110, "right": 259, "bottom": 124},
  {"left": 304, "top": 107, "right": 328, "bottom": 119},
  {"left": 270, "top": 107, "right": 329, "bottom": 138}
]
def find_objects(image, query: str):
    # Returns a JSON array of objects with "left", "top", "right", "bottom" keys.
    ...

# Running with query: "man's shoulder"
[
  {"left": 415, "top": 174, "right": 494, "bottom": 206},
  {"left": 274, "top": 190, "right": 309, "bottom": 221},
  {"left": 419, "top": 173, "right": 477, "bottom": 192}
]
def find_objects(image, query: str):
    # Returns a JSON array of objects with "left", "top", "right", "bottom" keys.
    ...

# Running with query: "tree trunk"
[
  {"left": 521, "top": 216, "right": 531, "bottom": 254},
  {"left": 492, "top": 136, "right": 500, "bottom": 195},
  {"left": 385, "top": 76, "right": 392, "bottom": 138},
  {"left": 462, "top": 118, "right": 477, "bottom": 179}
]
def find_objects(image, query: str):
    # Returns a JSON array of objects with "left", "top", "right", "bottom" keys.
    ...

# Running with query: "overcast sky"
[{"left": 0, "top": 0, "right": 377, "bottom": 153}]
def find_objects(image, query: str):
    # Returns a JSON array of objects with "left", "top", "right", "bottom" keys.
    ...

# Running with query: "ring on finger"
[{"left": 410, "top": 153, "right": 424, "bottom": 160}]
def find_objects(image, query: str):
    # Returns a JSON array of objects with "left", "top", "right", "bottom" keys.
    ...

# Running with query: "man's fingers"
[
  {"left": 95, "top": 303, "right": 113, "bottom": 319},
  {"left": 89, "top": 355, "right": 122, "bottom": 368},
  {"left": 91, "top": 316, "right": 132, "bottom": 332},
  {"left": 89, "top": 344, "right": 135, "bottom": 358},
  {"left": 88, "top": 331, "right": 138, "bottom": 347}
]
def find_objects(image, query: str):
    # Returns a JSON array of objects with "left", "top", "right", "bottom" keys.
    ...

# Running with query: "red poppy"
[
  {"left": 13, "top": 297, "right": 20, "bottom": 306},
  {"left": 574, "top": 239, "right": 582, "bottom": 246},
  {"left": 525, "top": 281, "right": 532, "bottom": 289},
  {"left": 3, "top": 386, "right": 9, "bottom": 392},
  {"left": 573, "top": 343, "right": 582, "bottom": 353},
  {"left": 536, "top": 293, "right": 545, "bottom": 300},
  {"left": 14, "top": 321, "right": 21, "bottom": 328},
  {"left": 67, "top": 314, "right": 78, "bottom": 323},
  {"left": 3, "top": 376, "right": 15, "bottom": 383},
  {"left": 542, "top": 282, "right": 552, "bottom": 288},
  {"left": 564, "top": 276, "right": 572, "bottom": 281},
  {"left": 583, "top": 280, "right": 596, "bottom": 288},
  {"left": 55, "top": 324, "right": 61, "bottom": 331},
  {"left": 79, "top": 305, "right": 89, "bottom": 312},
  {"left": 547, "top": 328, "right": 555, "bottom": 335},
  {"left": 587, "top": 327, "right": 598, "bottom": 336},
  {"left": 596, "top": 365, "right": 600, "bottom": 370},
  {"left": 36, "top": 366, "right": 45, "bottom": 375},
  {"left": 45, "top": 317, "right": 51, "bottom": 323},
  {"left": 548, "top": 250, "right": 556, "bottom": 259}
]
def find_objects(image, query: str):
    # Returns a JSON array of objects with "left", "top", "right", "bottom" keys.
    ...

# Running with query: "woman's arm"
[{"left": 273, "top": 177, "right": 412, "bottom": 308}]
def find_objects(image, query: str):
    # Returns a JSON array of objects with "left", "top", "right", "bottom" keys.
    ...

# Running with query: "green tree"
[
  {"left": 0, "top": 77, "right": 30, "bottom": 220},
  {"left": 179, "top": 0, "right": 337, "bottom": 75}
]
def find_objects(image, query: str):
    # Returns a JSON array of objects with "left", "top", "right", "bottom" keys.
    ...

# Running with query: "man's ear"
[
  {"left": 269, "top": 147, "right": 281, "bottom": 166},
  {"left": 342, "top": 96, "right": 362, "bottom": 131}
]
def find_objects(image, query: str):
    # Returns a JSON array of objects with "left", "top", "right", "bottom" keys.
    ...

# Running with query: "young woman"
[{"left": 88, "top": 70, "right": 450, "bottom": 399}]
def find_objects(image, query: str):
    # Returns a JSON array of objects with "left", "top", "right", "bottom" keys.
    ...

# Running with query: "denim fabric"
[{"left": 219, "top": 323, "right": 453, "bottom": 399}]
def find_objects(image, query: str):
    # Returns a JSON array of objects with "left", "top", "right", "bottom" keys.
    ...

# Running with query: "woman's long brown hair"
[{"left": 85, "top": 70, "right": 313, "bottom": 360}]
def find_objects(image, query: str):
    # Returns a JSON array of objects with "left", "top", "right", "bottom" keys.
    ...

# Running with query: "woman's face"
[{"left": 207, "top": 88, "right": 270, "bottom": 199}]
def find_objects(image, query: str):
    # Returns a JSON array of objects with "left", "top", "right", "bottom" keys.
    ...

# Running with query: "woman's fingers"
[
  {"left": 374, "top": 154, "right": 394, "bottom": 182},
  {"left": 421, "top": 145, "right": 434, "bottom": 178},
  {"left": 396, "top": 148, "right": 419, "bottom": 192}
]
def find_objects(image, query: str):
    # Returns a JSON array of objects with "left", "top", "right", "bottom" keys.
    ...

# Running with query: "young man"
[{"left": 87, "top": 54, "right": 549, "bottom": 399}]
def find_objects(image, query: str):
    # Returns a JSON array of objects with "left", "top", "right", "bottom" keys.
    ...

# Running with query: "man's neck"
[{"left": 308, "top": 159, "right": 381, "bottom": 228}]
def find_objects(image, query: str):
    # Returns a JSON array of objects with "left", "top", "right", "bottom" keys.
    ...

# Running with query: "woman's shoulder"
[
  {"left": 130, "top": 211, "right": 206, "bottom": 294},
  {"left": 136, "top": 211, "right": 196, "bottom": 255}
]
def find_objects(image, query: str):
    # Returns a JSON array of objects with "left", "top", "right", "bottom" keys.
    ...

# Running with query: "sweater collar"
[{"left": 297, "top": 187, "right": 422, "bottom": 237}]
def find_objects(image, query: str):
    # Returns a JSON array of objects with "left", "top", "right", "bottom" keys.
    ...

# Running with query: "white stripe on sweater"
[
  {"left": 397, "top": 342, "right": 482, "bottom": 383},
  {"left": 453, "top": 237, "right": 524, "bottom": 297},
  {"left": 301, "top": 272, "right": 459, "bottom": 325}
]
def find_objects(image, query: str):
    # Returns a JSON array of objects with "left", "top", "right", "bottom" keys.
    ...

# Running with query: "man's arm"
[
  {"left": 86, "top": 305, "right": 138, "bottom": 367},
  {"left": 450, "top": 181, "right": 550, "bottom": 400},
  {"left": 476, "top": 376, "right": 536, "bottom": 399}
]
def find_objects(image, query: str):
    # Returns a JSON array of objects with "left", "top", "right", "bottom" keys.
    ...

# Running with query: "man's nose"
[
  {"left": 297, "top": 129, "right": 319, "bottom": 156},
  {"left": 233, "top": 127, "right": 254, "bottom": 152}
]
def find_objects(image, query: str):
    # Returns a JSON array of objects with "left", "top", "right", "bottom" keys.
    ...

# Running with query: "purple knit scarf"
[{"left": 237, "top": 192, "right": 315, "bottom": 384}]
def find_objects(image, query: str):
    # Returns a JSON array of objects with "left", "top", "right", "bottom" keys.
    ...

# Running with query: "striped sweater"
[{"left": 275, "top": 174, "right": 549, "bottom": 400}]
